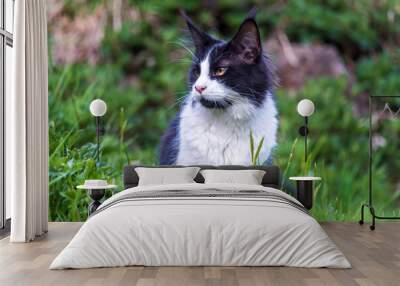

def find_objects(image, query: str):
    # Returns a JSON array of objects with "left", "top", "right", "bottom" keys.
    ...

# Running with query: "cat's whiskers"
[
  {"left": 167, "top": 97, "right": 188, "bottom": 110},
  {"left": 173, "top": 91, "right": 190, "bottom": 95},
  {"left": 168, "top": 58, "right": 193, "bottom": 65},
  {"left": 171, "top": 89, "right": 257, "bottom": 107},
  {"left": 171, "top": 40, "right": 199, "bottom": 62},
  {"left": 230, "top": 83, "right": 261, "bottom": 98}
]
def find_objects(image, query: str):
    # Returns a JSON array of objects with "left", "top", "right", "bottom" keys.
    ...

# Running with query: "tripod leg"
[
  {"left": 370, "top": 206, "right": 376, "bottom": 231},
  {"left": 359, "top": 204, "right": 365, "bottom": 225}
]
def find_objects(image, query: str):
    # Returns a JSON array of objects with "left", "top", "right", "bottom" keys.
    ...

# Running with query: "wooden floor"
[{"left": 0, "top": 222, "right": 399, "bottom": 286}]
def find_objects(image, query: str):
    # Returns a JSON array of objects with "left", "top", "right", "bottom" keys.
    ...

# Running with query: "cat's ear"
[
  {"left": 246, "top": 7, "right": 258, "bottom": 20},
  {"left": 180, "top": 10, "right": 216, "bottom": 55},
  {"left": 229, "top": 16, "right": 261, "bottom": 64}
]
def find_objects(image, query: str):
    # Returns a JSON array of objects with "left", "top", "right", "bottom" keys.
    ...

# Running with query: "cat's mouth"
[{"left": 199, "top": 97, "right": 232, "bottom": 109}]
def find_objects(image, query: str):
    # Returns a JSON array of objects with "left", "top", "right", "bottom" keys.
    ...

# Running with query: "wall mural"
[
  {"left": 159, "top": 12, "right": 277, "bottom": 166},
  {"left": 47, "top": 1, "right": 400, "bottom": 222}
]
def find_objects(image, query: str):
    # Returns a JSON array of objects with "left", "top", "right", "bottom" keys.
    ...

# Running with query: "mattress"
[{"left": 50, "top": 183, "right": 350, "bottom": 269}]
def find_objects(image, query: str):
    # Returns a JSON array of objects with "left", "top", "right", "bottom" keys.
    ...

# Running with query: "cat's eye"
[
  {"left": 193, "top": 66, "right": 200, "bottom": 77},
  {"left": 213, "top": 67, "right": 227, "bottom": 77}
]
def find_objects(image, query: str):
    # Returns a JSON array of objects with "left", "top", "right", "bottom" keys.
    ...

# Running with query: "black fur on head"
[{"left": 181, "top": 9, "right": 277, "bottom": 108}]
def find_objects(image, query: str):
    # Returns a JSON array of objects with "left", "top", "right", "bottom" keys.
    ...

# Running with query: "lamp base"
[
  {"left": 296, "top": 180, "right": 313, "bottom": 210},
  {"left": 87, "top": 189, "right": 105, "bottom": 216}
]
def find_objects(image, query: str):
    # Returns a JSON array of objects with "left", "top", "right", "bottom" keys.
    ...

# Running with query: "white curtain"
[{"left": 7, "top": 0, "right": 49, "bottom": 242}]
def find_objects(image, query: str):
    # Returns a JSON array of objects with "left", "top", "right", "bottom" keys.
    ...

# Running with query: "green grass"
[
  {"left": 48, "top": 68, "right": 400, "bottom": 222},
  {"left": 47, "top": 0, "right": 400, "bottom": 222}
]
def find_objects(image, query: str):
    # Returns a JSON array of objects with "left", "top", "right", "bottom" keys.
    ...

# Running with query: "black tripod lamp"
[
  {"left": 297, "top": 99, "right": 315, "bottom": 163},
  {"left": 89, "top": 99, "right": 107, "bottom": 163}
]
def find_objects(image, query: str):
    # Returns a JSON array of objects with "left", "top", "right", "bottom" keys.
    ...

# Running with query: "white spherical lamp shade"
[
  {"left": 90, "top": 99, "right": 107, "bottom": 117},
  {"left": 297, "top": 99, "right": 315, "bottom": 117}
]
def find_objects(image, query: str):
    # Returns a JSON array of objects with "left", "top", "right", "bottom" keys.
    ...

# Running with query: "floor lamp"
[
  {"left": 297, "top": 99, "right": 315, "bottom": 163},
  {"left": 89, "top": 99, "right": 107, "bottom": 164}
]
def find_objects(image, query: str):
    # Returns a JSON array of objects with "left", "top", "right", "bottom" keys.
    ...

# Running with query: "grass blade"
[
  {"left": 249, "top": 131, "right": 255, "bottom": 165},
  {"left": 254, "top": 137, "right": 265, "bottom": 165}
]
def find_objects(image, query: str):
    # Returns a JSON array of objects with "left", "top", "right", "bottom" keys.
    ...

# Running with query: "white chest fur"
[{"left": 176, "top": 95, "right": 278, "bottom": 165}]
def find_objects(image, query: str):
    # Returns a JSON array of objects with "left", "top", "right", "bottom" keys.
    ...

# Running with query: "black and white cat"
[{"left": 160, "top": 11, "right": 278, "bottom": 165}]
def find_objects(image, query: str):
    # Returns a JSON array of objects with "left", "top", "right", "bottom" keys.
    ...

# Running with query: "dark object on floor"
[{"left": 0, "top": 218, "right": 11, "bottom": 239}]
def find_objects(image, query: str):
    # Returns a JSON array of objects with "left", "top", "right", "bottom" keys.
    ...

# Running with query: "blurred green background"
[{"left": 47, "top": 0, "right": 400, "bottom": 221}]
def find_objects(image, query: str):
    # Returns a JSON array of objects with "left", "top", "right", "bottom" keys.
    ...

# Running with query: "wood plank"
[{"left": 0, "top": 222, "right": 399, "bottom": 286}]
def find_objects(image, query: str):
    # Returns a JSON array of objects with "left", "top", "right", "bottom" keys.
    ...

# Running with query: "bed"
[{"left": 50, "top": 165, "right": 350, "bottom": 269}]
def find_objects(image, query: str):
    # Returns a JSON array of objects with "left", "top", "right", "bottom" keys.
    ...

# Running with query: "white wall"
[
  {"left": 5, "top": 0, "right": 14, "bottom": 34},
  {"left": 5, "top": 44, "right": 13, "bottom": 219}
]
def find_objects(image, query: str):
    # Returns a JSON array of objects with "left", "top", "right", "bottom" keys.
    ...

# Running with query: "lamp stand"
[
  {"left": 298, "top": 116, "right": 309, "bottom": 164},
  {"left": 304, "top": 116, "right": 308, "bottom": 163},
  {"left": 95, "top": 116, "right": 101, "bottom": 164}
]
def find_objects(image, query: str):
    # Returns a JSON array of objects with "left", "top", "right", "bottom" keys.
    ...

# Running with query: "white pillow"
[
  {"left": 200, "top": 169, "right": 266, "bottom": 185},
  {"left": 135, "top": 167, "right": 200, "bottom": 186}
]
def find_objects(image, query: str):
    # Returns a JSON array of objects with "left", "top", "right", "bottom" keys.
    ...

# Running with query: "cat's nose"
[{"left": 195, "top": 85, "right": 207, "bottom": 94}]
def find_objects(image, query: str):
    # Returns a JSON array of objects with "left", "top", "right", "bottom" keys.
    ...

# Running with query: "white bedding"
[{"left": 50, "top": 183, "right": 350, "bottom": 269}]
